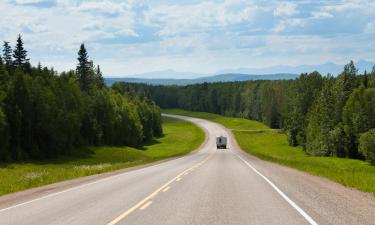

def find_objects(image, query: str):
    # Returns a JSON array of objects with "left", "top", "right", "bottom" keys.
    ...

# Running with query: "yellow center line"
[
  {"left": 106, "top": 152, "right": 214, "bottom": 225},
  {"left": 176, "top": 177, "right": 182, "bottom": 181},
  {"left": 139, "top": 201, "right": 152, "bottom": 210},
  {"left": 162, "top": 186, "right": 170, "bottom": 192}
]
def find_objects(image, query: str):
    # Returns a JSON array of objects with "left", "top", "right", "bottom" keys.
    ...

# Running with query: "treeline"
[
  {"left": 118, "top": 62, "right": 375, "bottom": 164},
  {"left": 0, "top": 35, "right": 162, "bottom": 161}
]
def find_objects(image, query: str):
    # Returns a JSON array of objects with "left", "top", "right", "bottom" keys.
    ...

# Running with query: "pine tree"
[
  {"left": 0, "top": 55, "right": 9, "bottom": 83},
  {"left": 95, "top": 65, "right": 105, "bottom": 88},
  {"left": 76, "top": 43, "right": 93, "bottom": 92},
  {"left": 12, "top": 34, "right": 29, "bottom": 70},
  {"left": 363, "top": 70, "right": 369, "bottom": 88},
  {"left": 37, "top": 61, "right": 42, "bottom": 72},
  {"left": 3, "top": 41, "right": 12, "bottom": 71},
  {"left": 299, "top": 77, "right": 336, "bottom": 156}
]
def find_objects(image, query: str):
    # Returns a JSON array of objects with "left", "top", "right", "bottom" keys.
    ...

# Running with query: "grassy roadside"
[
  {"left": 0, "top": 117, "right": 205, "bottom": 196},
  {"left": 164, "top": 108, "right": 375, "bottom": 195}
]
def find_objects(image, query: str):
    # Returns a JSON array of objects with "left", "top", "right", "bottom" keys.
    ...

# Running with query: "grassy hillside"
[
  {"left": 164, "top": 109, "right": 375, "bottom": 195},
  {"left": 0, "top": 117, "right": 204, "bottom": 196}
]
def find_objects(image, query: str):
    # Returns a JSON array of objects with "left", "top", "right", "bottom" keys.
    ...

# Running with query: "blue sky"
[{"left": 1, "top": 0, "right": 375, "bottom": 76}]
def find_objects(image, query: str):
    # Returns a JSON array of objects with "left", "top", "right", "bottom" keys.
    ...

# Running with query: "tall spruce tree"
[
  {"left": 3, "top": 41, "right": 12, "bottom": 71},
  {"left": 334, "top": 61, "right": 359, "bottom": 157},
  {"left": 37, "top": 61, "right": 42, "bottom": 72},
  {"left": 95, "top": 65, "right": 105, "bottom": 88},
  {"left": 0, "top": 55, "right": 9, "bottom": 83},
  {"left": 76, "top": 43, "right": 93, "bottom": 92},
  {"left": 13, "top": 34, "right": 29, "bottom": 70},
  {"left": 363, "top": 70, "right": 369, "bottom": 88},
  {"left": 283, "top": 72, "right": 323, "bottom": 146}
]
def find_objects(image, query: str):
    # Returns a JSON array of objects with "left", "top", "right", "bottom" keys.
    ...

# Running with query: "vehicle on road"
[{"left": 216, "top": 136, "right": 227, "bottom": 149}]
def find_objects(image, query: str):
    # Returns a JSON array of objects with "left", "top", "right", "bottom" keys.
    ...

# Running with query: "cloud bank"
[{"left": 1, "top": 0, "right": 375, "bottom": 76}]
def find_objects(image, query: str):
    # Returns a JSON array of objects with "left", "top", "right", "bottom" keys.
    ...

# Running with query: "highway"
[{"left": 0, "top": 114, "right": 375, "bottom": 225}]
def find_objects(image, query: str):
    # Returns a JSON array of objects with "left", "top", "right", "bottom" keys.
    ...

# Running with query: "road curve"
[{"left": 0, "top": 114, "right": 375, "bottom": 225}]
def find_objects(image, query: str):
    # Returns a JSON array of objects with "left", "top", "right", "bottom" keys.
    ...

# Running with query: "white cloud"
[
  {"left": 365, "top": 21, "right": 375, "bottom": 33},
  {"left": 273, "top": 19, "right": 305, "bottom": 32},
  {"left": 319, "top": 0, "right": 375, "bottom": 14},
  {"left": 273, "top": 2, "right": 298, "bottom": 17},
  {"left": 12, "top": 0, "right": 47, "bottom": 4},
  {"left": 311, "top": 11, "right": 334, "bottom": 19},
  {"left": 0, "top": 0, "right": 375, "bottom": 76},
  {"left": 144, "top": 0, "right": 260, "bottom": 37},
  {"left": 77, "top": 0, "right": 130, "bottom": 16}
]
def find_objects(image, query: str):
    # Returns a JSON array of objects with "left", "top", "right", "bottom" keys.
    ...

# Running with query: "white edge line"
[{"left": 231, "top": 150, "right": 318, "bottom": 225}]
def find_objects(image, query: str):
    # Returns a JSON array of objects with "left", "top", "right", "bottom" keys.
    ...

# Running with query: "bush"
[{"left": 359, "top": 129, "right": 375, "bottom": 165}]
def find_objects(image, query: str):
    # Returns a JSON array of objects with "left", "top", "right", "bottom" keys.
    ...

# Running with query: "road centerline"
[
  {"left": 139, "top": 201, "right": 152, "bottom": 210},
  {"left": 106, "top": 152, "right": 214, "bottom": 225},
  {"left": 162, "top": 187, "right": 170, "bottom": 192}
]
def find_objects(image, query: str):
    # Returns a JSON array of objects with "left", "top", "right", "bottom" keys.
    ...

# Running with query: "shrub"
[{"left": 359, "top": 129, "right": 375, "bottom": 165}]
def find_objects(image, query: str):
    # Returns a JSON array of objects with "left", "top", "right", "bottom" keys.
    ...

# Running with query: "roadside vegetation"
[
  {"left": 0, "top": 35, "right": 162, "bottom": 162},
  {"left": 0, "top": 117, "right": 205, "bottom": 196},
  {"left": 123, "top": 64, "right": 375, "bottom": 165},
  {"left": 164, "top": 109, "right": 375, "bottom": 195}
]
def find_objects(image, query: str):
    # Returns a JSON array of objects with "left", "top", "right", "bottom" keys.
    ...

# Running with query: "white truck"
[{"left": 216, "top": 136, "right": 227, "bottom": 149}]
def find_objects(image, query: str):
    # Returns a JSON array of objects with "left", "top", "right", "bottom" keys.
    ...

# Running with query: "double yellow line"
[{"left": 107, "top": 153, "right": 214, "bottom": 225}]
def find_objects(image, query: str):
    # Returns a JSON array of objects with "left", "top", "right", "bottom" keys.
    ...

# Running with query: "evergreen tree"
[
  {"left": 95, "top": 65, "right": 105, "bottom": 88},
  {"left": 0, "top": 37, "right": 163, "bottom": 162},
  {"left": 283, "top": 72, "right": 323, "bottom": 146},
  {"left": 3, "top": 41, "right": 12, "bottom": 71},
  {"left": 0, "top": 55, "right": 9, "bottom": 84},
  {"left": 334, "top": 61, "right": 358, "bottom": 120},
  {"left": 363, "top": 70, "right": 369, "bottom": 88},
  {"left": 76, "top": 43, "right": 93, "bottom": 92},
  {"left": 12, "top": 34, "right": 29, "bottom": 70},
  {"left": 37, "top": 62, "right": 42, "bottom": 72},
  {"left": 305, "top": 77, "right": 337, "bottom": 156},
  {"left": 343, "top": 88, "right": 375, "bottom": 158}
]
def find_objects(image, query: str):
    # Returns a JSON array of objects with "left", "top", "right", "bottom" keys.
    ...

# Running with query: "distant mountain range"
[
  {"left": 105, "top": 73, "right": 298, "bottom": 86},
  {"left": 105, "top": 60, "right": 375, "bottom": 86},
  {"left": 125, "top": 69, "right": 207, "bottom": 79},
  {"left": 217, "top": 60, "right": 374, "bottom": 75}
]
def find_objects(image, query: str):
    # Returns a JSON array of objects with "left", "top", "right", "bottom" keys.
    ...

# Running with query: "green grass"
[
  {"left": 164, "top": 108, "right": 375, "bottom": 195},
  {"left": 0, "top": 117, "right": 205, "bottom": 196}
]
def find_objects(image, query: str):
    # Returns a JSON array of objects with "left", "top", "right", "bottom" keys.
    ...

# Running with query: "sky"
[{"left": 1, "top": 0, "right": 375, "bottom": 77}]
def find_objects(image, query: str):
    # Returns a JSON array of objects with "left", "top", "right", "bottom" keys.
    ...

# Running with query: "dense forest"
[
  {"left": 118, "top": 63, "right": 375, "bottom": 165},
  {"left": 0, "top": 35, "right": 162, "bottom": 162}
]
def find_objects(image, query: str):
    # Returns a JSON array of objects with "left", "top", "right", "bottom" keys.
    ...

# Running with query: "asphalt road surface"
[{"left": 1, "top": 114, "right": 375, "bottom": 225}]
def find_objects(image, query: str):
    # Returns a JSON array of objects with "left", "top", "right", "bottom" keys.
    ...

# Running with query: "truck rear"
[{"left": 216, "top": 136, "right": 227, "bottom": 149}]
